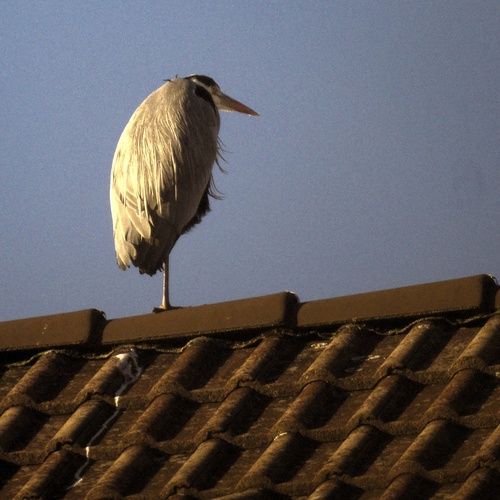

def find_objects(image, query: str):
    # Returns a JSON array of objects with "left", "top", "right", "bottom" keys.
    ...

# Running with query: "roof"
[{"left": 0, "top": 274, "right": 499, "bottom": 498}]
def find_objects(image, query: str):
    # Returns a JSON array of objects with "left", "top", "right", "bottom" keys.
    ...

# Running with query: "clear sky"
[{"left": 1, "top": 1, "right": 498, "bottom": 321}]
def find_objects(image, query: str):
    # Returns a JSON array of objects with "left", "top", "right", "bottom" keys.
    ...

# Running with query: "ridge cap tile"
[
  {"left": 102, "top": 291, "right": 298, "bottom": 344},
  {"left": 296, "top": 275, "right": 499, "bottom": 328},
  {"left": 0, "top": 309, "right": 105, "bottom": 352}
]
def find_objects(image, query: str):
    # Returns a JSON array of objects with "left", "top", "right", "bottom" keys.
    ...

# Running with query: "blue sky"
[{"left": 1, "top": 1, "right": 498, "bottom": 321}]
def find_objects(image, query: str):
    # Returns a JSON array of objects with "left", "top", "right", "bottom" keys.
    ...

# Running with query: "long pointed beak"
[{"left": 216, "top": 92, "right": 260, "bottom": 116}]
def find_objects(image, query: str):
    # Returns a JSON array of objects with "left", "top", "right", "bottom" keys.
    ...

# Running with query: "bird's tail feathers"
[{"left": 132, "top": 217, "right": 179, "bottom": 276}]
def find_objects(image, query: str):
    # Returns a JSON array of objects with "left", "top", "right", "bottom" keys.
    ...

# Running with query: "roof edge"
[
  {"left": 296, "top": 274, "right": 499, "bottom": 329},
  {"left": 0, "top": 309, "right": 105, "bottom": 352},
  {"left": 0, "top": 275, "right": 497, "bottom": 352},
  {"left": 101, "top": 291, "right": 299, "bottom": 345}
]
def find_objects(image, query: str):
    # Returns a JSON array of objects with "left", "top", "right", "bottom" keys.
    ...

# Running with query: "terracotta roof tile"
[{"left": 0, "top": 274, "right": 499, "bottom": 498}]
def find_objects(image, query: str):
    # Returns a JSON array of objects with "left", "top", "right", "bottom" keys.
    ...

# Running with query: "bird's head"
[{"left": 185, "top": 74, "right": 259, "bottom": 116}]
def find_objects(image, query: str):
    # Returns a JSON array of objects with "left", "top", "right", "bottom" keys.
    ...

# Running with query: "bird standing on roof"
[{"left": 110, "top": 75, "right": 259, "bottom": 310}]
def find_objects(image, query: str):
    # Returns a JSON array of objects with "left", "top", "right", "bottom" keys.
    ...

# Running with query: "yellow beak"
[{"left": 215, "top": 92, "right": 259, "bottom": 116}]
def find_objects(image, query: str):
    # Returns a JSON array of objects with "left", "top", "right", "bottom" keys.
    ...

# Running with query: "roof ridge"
[{"left": 1, "top": 275, "right": 498, "bottom": 353}]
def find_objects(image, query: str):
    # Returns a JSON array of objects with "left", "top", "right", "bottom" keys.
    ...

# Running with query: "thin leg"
[{"left": 161, "top": 255, "right": 170, "bottom": 310}]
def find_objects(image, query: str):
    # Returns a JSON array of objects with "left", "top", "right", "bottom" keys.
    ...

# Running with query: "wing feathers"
[{"left": 110, "top": 78, "right": 220, "bottom": 275}]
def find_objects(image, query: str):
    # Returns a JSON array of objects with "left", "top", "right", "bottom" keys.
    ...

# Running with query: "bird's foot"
[
  {"left": 152, "top": 304, "right": 179, "bottom": 313},
  {"left": 152, "top": 306, "right": 167, "bottom": 313}
]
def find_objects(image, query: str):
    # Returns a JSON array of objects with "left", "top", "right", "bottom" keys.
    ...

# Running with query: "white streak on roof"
[
  {"left": 114, "top": 349, "right": 142, "bottom": 405},
  {"left": 68, "top": 349, "right": 143, "bottom": 489}
]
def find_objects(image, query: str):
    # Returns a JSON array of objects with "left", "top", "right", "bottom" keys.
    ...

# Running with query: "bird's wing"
[{"left": 110, "top": 78, "right": 220, "bottom": 275}]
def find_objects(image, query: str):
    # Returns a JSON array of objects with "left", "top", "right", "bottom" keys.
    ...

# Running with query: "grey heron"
[{"left": 110, "top": 75, "right": 259, "bottom": 310}]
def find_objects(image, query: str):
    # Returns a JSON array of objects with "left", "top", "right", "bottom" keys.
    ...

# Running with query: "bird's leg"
[
  {"left": 161, "top": 255, "right": 171, "bottom": 310},
  {"left": 153, "top": 256, "right": 173, "bottom": 313}
]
